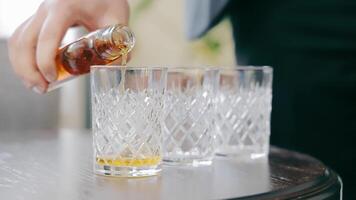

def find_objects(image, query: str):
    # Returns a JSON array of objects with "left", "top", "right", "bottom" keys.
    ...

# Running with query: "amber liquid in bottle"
[{"left": 48, "top": 24, "right": 134, "bottom": 91}]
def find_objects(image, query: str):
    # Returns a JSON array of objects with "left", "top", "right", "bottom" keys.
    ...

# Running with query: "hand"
[{"left": 7, "top": 0, "right": 129, "bottom": 94}]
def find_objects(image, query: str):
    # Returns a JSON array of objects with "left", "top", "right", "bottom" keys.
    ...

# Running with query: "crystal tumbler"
[
  {"left": 91, "top": 66, "right": 167, "bottom": 177},
  {"left": 162, "top": 67, "right": 219, "bottom": 166},
  {"left": 215, "top": 66, "right": 273, "bottom": 159}
]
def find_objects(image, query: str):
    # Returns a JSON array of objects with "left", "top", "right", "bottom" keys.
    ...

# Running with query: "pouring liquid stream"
[{"left": 119, "top": 49, "right": 128, "bottom": 94}]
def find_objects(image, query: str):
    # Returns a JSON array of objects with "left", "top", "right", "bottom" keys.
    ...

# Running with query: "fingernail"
[
  {"left": 32, "top": 86, "right": 45, "bottom": 94},
  {"left": 46, "top": 72, "right": 57, "bottom": 82}
]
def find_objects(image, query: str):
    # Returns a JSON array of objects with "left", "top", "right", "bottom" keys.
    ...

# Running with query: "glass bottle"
[{"left": 48, "top": 24, "right": 135, "bottom": 91}]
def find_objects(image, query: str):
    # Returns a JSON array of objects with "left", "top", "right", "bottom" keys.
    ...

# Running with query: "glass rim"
[
  {"left": 90, "top": 65, "right": 168, "bottom": 70},
  {"left": 219, "top": 66, "right": 273, "bottom": 72},
  {"left": 165, "top": 65, "right": 218, "bottom": 69},
  {"left": 165, "top": 65, "right": 272, "bottom": 71},
  {"left": 90, "top": 65, "right": 272, "bottom": 72},
  {"left": 166, "top": 67, "right": 220, "bottom": 72}
]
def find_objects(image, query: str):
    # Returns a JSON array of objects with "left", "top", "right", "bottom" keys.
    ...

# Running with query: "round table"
[{"left": 0, "top": 130, "right": 342, "bottom": 200}]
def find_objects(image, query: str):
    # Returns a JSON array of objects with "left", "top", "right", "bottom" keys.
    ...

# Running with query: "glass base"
[
  {"left": 95, "top": 164, "right": 161, "bottom": 177},
  {"left": 215, "top": 146, "right": 268, "bottom": 160},
  {"left": 163, "top": 157, "right": 213, "bottom": 167}
]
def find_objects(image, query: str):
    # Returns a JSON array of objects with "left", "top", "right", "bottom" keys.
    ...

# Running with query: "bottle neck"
[{"left": 94, "top": 24, "right": 135, "bottom": 60}]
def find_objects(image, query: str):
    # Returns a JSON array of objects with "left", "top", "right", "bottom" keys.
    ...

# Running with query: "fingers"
[
  {"left": 36, "top": 9, "right": 74, "bottom": 83},
  {"left": 8, "top": 7, "right": 49, "bottom": 94},
  {"left": 8, "top": 0, "right": 131, "bottom": 94}
]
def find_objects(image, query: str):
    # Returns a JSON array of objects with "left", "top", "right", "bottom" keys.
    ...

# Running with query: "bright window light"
[{"left": 0, "top": 0, "right": 42, "bottom": 38}]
